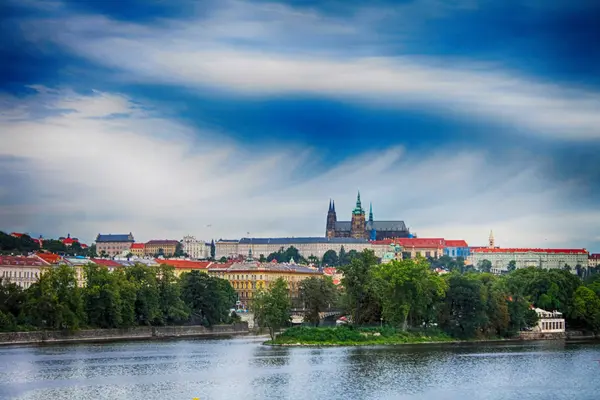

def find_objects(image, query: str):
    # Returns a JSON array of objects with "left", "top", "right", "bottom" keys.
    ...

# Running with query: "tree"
[
  {"left": 307, "top": 255, "right": 320, "bottom": 266},
  {"left": 572, "top": 286, "right": 600, "bottom": 333},
  {"left": 0, "top": 231, "right": 40, "bottom": 255},
  {"left": 219, "top": 256, "right": 227, "bottom": 263},
  {"left": 173, "top": 242, "right": 187, "bottom": 258},
  {"left": 42, "top": 239, "right": 67, "bottom": 254},
  {"left": 322, "top": 250, "right": 338, "bottom": 266},
  {"left": 372, "top": 257, "right": 446, "bottom": 330},
  {"left": 24, "top": 265, "right": 85, "bottom": 330},
  {"left": 267, "top": 246, "right": 306, "bottom": 264},
  {"left": 0, "top": 278, "right": 26, "bottom": 331},
  {"left": 180, "top": 271, "right": 235, "bottom": 326},
  {"left": 338, "top": 249, "right": 382, "bottom": 325},
  {"left": 478, "top": 259, "right": 492, "bottom": 273},
  {"left": 210, "top": 240, "right": 216, "bottom": 260},
  {"left": 338, "top": 246, "right": 348, "bottom": 266},
  {"left": 346, "top": 250, "right": 359, "bottom": 263},
  {"left": 83, "top": 263, "right": 124, "bottom": 328},
  {"left": 125, "top": 264, "right": 161, "bottom": 326},
  {"left": 87, "top": 244, "right": 97, "bottom": 258},
  {"left": 438, "top": 274, "right": 487, "bottom": 339},
  {"left": 507, "top": 260, "right": 517, "bottom": 272},
  {"left": 261, "top": 278, "right": 291, "bottom": 340},
  {"left": 157, "top": 265, "right": 188, "bottom": 325},
  {"left": 259, "top": 254, "right": 266, "bottom": 263},
  {"left": 300, "top": 276, "right": 337, "bottom": 326}
]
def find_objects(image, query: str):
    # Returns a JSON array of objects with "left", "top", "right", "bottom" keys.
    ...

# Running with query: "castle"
[{"left": 326, "top": 192, "right": 411, "bottom": 241}]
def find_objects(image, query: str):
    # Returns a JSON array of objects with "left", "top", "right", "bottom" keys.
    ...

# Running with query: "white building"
[
  {"left": 181, "top": 235, "right": 210, "bottom": 259},
  {"left": 0, "top": 255, "right": 48, "bottom": 289},
  {"left": 533, "top": 308, "right": 565, "bottom": 333},
  {"left": 589, "top": 254, "right": 600, "bottom": 269},
  {"left": 469, "top": 248, "right": 589, "bottom": 274},
  {"left": 216, "top": 237, "right": 373, "bottom": 260}
]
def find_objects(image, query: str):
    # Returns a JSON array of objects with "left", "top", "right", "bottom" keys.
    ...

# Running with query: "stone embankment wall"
[
  {"left": 519, "top": 331, "right": 566, "bottom": 340},
  {"left": 0, "top": 323, "right": 249, "bottom": 346}
]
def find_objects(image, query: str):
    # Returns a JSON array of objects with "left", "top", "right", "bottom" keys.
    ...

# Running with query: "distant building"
[
  {"left": 96, "top": 233, "right": 134, "bottom": 257},
  {"left": 0, "top": 255, "right": 48, "bottom": 289},
  {"left": 181, "top": 235, "right": 209, "bottom": 259},
  {"left": 326, "top": 192, "right": 411, "bottom": 240},
  {"left": 145, "top": 240, "right": 179, "bottom": 257},
  {"left": 589, "top": 254, "right": 600, "bottom": 269},
  {"left": 372, "top": 238, "right": 446, "bottom": 259},
  {"left": 130, "top": 243, "right": 145, "bottom": 257},
  {"left": 217, "top": 237, "right": 372, "bottom": 260},
  {"left": 444, "top": 240, "right": 470, "bottom": 258},
  {"left": 207, "top": 259, "right": 322, "bottom": 309},
  {"left": 157, "top": 259, "right": 212, "bottom": 277},
  {"left": 469, "top": 248, "right": 589, "bottom": 274},
  {"left": 58, "top": 234, "right": 80, "bottom": 247}
]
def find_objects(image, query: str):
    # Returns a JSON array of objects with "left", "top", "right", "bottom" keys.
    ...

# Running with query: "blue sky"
[{"left": 1, "top": 0, "right": 599, "bottom": 251}]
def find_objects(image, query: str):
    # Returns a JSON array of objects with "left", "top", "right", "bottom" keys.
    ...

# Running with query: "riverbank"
[
  {"left": 264, "top": 326, "right": 590, "bottom": 347},
  {"left": 0, "top": 322, "right": 249, "bottom": 346}
]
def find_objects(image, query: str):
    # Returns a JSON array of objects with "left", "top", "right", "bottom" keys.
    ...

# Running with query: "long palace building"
[{"left": 326, "top": 192, "right": 411, "bottom": 240}]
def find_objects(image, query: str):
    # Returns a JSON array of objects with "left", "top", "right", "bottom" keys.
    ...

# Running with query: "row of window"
[
  {"left": 541, "top": 320, "right": 564, "bottom": 331},
  {"left": 1, "top": 270, "right": 39, "bottom": 278}
]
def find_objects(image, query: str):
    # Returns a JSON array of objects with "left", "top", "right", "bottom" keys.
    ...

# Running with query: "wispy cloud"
[
  {"left": 1, "top": 88, "right": 598, "bottom": 250},
  {"left": 17, "top": 0, "right": 600, "bottom": 140}
]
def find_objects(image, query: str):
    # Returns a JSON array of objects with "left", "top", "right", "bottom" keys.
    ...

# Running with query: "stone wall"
[
  {"left": 519, "top": 331, "right": 566, "bottom": 340},
  {"left": 0, "top": 323, "right": 248, "bottom": 346}
]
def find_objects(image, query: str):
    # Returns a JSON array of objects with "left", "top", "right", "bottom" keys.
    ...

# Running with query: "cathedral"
[{"left": 326, "top": 192, "right": 411, "bottom": 241}]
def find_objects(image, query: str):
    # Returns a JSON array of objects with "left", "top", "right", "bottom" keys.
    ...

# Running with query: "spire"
[
  {"left": 489, "top": 230, "right": 495, "bottom": 248},
  {"left": 369, "top": 202, "right": 373, "bottom": 222},
  {"left": 352, "top": 190, "right": 364, "bottom": 215},
  {"left": 328, "top": 199, "right": 332, "bottom": 212},
  {"left": 332, "top": 200, "right": 335, "bottom": 212},
  {"left": 356, "top": 190, "right": 362, "bottom": 208}
]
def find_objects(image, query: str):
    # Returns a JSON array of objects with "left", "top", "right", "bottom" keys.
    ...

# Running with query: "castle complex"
[{"left": 326, "top": 192, "right": 411, "bottom": 240}]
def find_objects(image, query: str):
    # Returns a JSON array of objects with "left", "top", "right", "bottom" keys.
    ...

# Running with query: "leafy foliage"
[
  {"left": 252, "top": 278, "right": 291, "bottom": 340},
  {"left": 300, "top": 276, "right": 337, "bottom": 326}
]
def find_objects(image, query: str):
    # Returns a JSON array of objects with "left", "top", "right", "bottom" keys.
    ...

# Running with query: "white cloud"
[
  {"left": 19, "top": 0, "right": 600, "bottom": 140},
  {"left": 1, "top": 89, "right": 599, "bottom": 251}
]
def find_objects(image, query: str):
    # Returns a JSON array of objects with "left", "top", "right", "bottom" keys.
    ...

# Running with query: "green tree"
[
  {"left": 507, "top": 260, "right": 517, "bottom": 272},
  {"left": 322, "top": 250, "right": 338, "bottom": 266},
  {"left": 439, "top": 274, "right": 487, "bottom": 339},
  {"left": 0, "top": 278, "right": 26, "bottom": 331},
  {"left": 180, "top": 271, "right": 234, "bottom": 326},
  {"left": 219, "top": 256, "right": 227, "bottom": 263},
  {"left": 372, "top": 257, "right": 446, "bottom": 330},
  {"left": 307, "top": 255, "right": 320, "bottom": 266},
  {"left": 0, "top": 231, "right": 40, "bottom": 254},
  {"left": 42, "top": 239, "right": 67, "bottom": 254},
  {"left": 260, "top": 278, "right": 291, "bottom": 340},
  {"left": 258, "top": 254, "right": 266, "bottom": 263},
  {"left": 157, "top": 265, "right": 188, "bottom": 325},
  {"left": 24, "top": 265, "right": 85, "bottom": 330},
  {"left": 173, "top": 242, "right": 187, "bottom": 258},
  {"left": 338, "top": 249, "right": 382, "bottom": 325},
  {"left": 299, "top": 276, "right": 337, "bottom": 326},
  {"left": 338, "top": 246, "right": 348, "bottom": 266},
  {"left": 125, "top": 264, "right": 161, "bottom": 326},
  {"left": 210, "top": 240, "right": 216, "bottom": 260},
  {"left": 572, "top": 286, "right": 600, "bottom": 333},
  {"left": 83, "top": 263, "right": 126, "bottom": 328},
  {"left": 478, "top": 259, "right": 492, "bottom": 273},
  {"left": 87, "top": 244, "right": 98, "bottom": 258}
]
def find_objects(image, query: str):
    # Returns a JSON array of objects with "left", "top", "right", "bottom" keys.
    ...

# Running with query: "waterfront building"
[
  {"left": 207, "top": 259, "right": 322, "bottom": 309},
  {"left": 372, "top": 238, "right": 446, "bottom": 259},
  {"left": 218, "top": 237, "right": 372, "bottom": 260},
  {"left": 144, "top": 240, "right": 179, "bottom": 257},
  {"left": 130, "top": 243, "right": 145, "bottom": 257},
  {"left": 181, "top": 235, "right": 209, "bottom": 259},
  {"left": 0, "top": 255, "right": 48, "bottom": 289},
  {"left": 61, "top": 257, "right": 90, "bottom": 286},
  {"left": 589, "top": 254, "right": 600, "bottom": 269},
  {"left": 326, "top": 192, "right": 410, "bottom": 240},
  {"left": 443, "top": 240, "right": 470, "bottom": 258},
  {"left": 95, "top": 233, "right": 134, "bottom": 257},
  {"left": 469, "top": 248, "right": 589, "bottom": 274},
  {"left": 533, "top": 308, "right": 565, "bottom": 333}
]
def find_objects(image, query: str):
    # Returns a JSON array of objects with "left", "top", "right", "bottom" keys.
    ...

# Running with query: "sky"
[{"left": 1, "top": 0, "right": 599, "bottom": 251}]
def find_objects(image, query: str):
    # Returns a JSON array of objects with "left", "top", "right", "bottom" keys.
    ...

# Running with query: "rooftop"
[
  {"left": 146, "top": 240, "right": 179, "bottom": 246},
  {"left": 96, "top": 233, "right": 134, "bottom": 243},
  {"left": 238, "top": 237, "right": 370, "bottom": 245},
  {"left": 209, "top": 261, "right": 322, "bottom": 274},
  {"left": 472, "top": 248, "right": 588, "bottom": 254},
  {"left": 130, "top": 243, "right": 145, "bottom": 249},
  {"left": 90, "top": 258, "right": 122, "bottom": 267},
  {"left": 36, "top": 252, "right": 62, "bottom": 264},
  {"left": 156, "top": 259, "right": 212, "bottom": 269},
  {"left": 372, "top": 238, "right": 446, "bottom": 248},
  {"left": 0, "top": 255, "right": 49, "bottom": 267},
  {"left": 445, "top": 240, "right": 469, "bottom": 248}
]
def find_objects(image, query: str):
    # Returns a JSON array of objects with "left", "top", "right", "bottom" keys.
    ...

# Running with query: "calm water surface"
[{"left": 0, "top": 337, "right": 599, "bottom": 399}]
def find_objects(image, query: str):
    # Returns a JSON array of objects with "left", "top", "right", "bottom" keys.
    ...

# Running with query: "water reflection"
[{"left": 0, "top": 339, "right": 599, "bottom": 400}]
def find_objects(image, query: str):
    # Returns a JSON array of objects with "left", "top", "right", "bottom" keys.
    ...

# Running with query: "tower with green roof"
[{"left": 350, "top": 191, "right": 366, "bottom": 239}]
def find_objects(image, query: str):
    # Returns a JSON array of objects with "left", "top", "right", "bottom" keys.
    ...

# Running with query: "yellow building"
[
  {"left": 207, "top": 259, "right": 323, "bottom": 309},
  {"left": 145, "top": 240, "right": 179, "bottom": 257},
  {"left": 130, "top": 243, "right": 145, "bottom": 257},
  {"left": 156, "top": 259, "right": 213, "bottom": 277}
]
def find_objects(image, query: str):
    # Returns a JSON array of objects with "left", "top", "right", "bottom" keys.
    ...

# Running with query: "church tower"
[
  {"left": 350, "top": 191, "right": 366, "bottom": 239},
  {"left": 368, "top": 202, "right": 376, "bottom": 241},
  {"left": 488, "top": 230, "right": 495, "bottom": 249},
  {"left": 326, "top": 199, "right": 337, "bottom": 238}
]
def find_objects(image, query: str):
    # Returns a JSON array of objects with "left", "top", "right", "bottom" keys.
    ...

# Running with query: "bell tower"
[
  {"left": 350, "top": 191, "right": 366, "bottom": 239},
  {"left": 488, "top": 230, "right": 495, "bottom": 249}
]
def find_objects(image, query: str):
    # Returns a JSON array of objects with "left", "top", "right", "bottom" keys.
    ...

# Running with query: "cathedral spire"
[
  {"left": 352, "top": 190, "right": 364, "bottom": 215},
  {"left": 328, "top": 199, "right": 332, "bottom": 212},
  {"left": 332, "top": 200, "right": 335, "bottom": 212},
  {"left": 369, "top": 202, "right": 373, "bottom": 222}
]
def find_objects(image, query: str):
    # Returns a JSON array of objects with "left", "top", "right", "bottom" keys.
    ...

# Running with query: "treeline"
[
  {"left": 0, "top": 264, "right": 238, "bottom": 332},
  {"left": 253, "top": 250, "right": 600, "bottom": 341}
]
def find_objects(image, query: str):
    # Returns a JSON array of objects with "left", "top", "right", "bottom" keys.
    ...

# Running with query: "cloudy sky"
[{"left": 1, "top": 0, "right": 599, "bottom": 250}]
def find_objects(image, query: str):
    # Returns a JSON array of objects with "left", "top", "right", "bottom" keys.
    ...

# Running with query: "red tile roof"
[
  {"left": 445, "top": 240, "right": 469, "bottom": 248},
  {"left": 323, "top": 267, "right": 338, "bottom": 276},
  {"left": 156, "top": 259, "right": 212, "bottom": 269},
  {"left": 10, "top": 232, "right": 24, "bottom": 238},
  {"left": 36, "top": 252, "right": 62, "bottom": 264},
  {"left": 146, "top": 240, "right": 179, "bottom": 246},
  {"left": 209, "top": 262, "right": 234, "bottom": 270},
  {"left": 90, "top": 258, "right": 122, "bottom": 267},
  {"left": 0, "top": 255, "right": 49, "bottom": 266},
  {"left": 130, "top": 243, "right": 145, "bottom": 249},
  {"left": 373, "top": 238, "right": 446, "bottom": 248},
  {"left": 472, "top": 248, "right": 588, "bottom": 255}
]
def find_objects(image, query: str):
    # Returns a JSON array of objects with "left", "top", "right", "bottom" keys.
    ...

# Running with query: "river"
[{"left": 0, "top": 337, "right": 599, "bottom": 399}]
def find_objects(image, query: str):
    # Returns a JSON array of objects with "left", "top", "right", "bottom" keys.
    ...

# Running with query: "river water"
[{"left": 0, "top": 337, "right": 599, "bottom": 399}]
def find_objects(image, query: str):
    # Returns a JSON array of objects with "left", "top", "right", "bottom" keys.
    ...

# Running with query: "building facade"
[
  {"left": 0, "top": 255, "right": 48, "bottom": 289},
  {"left": 217, "top": 237, "right": 373, "bottom": 260},
  {"left": 533, "top": 308, "right": 565, "bottom": 333},
  {"left": 130, "top": 243, "right": 145, "bottom": 257},
  {"left": 589, "top": 254, "right": 600, "bottom": 269},
  {"left": 326, "top": 192, "right": 410, "bottom": 240},
  {"left": 181, "top": 235, "right": 209, "bottom": 259},
  {"left": 144, "top": 240, "right": 179, "bottom": 257},
  {"left": 207, "top": 260, "right": 322, "bottom": 309},
  {"left": 469, "top": 248, "right": 589, "bottom": 274},
  {"left": 96, "top": 233, "right": 134, "bottom": 257},
  {"left": 444, "top": 240, "right": 470, "bottom": 258}
]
